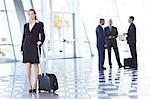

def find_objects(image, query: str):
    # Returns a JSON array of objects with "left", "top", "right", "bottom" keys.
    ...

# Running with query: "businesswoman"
[{"left": 21, "top": 9, "right": 45, "bottom": 93}]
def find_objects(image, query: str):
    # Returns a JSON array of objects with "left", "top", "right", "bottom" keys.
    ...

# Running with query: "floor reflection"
[{"left": 0, "top": 57, "right": 149, "bottom": 99}]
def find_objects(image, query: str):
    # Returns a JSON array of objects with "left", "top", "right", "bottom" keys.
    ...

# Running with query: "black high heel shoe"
[
  {"left": 32, "top": 89, "right": 37, "bottom": 93},
  {"left": 29, "top": 89, "right": 32, "bottom": 93}
]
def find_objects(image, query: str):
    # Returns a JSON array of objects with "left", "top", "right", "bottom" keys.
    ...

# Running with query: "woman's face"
[{"left": 28, "top": 11, "right": 36, "bottom": 20}]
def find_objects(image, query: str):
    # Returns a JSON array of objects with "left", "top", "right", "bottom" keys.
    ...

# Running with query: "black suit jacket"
[
  {"left": 21, "top": 22, "right": 45, "bottom": 51},
  {"left": 21, "top": 21, "right": 45, "bottom": 63},
  {"left": 104, "top": 26, "right": 118, "bottom": 45},
  {"left": 127, "top": 23, "right": 136, "bottom": 44}
]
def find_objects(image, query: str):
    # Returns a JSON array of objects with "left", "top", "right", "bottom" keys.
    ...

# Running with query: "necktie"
[{"left": 109, "top": 26, "right": 112, "bottom": 32}]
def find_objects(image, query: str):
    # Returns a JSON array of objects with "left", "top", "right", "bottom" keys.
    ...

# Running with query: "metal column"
[
  {"left": 13, "top": 0, "right": 26, "bottom": 34},
  {"left": 72, "top": 13, "right": 77, "bottom": 58},
  {"left": 29, "top": 0, "right": 34, "bottom": 9},
  {"left": 3, "top": 0, "right": 16, "bottom": 60}
]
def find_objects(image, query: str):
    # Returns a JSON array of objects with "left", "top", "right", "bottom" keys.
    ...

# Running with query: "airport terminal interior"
[{"left": 0, "top": 0, "right": 150, "bottom": 99}]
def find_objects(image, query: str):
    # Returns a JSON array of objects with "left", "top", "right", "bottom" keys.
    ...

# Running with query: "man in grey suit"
[{"left": 104, "top": 19, "right": 122, "bottom": 68}]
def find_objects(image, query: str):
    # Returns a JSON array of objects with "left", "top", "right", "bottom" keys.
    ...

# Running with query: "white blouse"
[{"left": 29, "top": 20, "right": 39, "bottom": 31}]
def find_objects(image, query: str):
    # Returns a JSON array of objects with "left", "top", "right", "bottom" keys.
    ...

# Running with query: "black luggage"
[
  {"left": 124, "top": 58, "right": 132, "bottom": 69},
  {"left": 38, "top": 73, "right": 58, "bottom": 93},
  {"left": 37, "top": 45, "right": 58, "bottom": 93}
]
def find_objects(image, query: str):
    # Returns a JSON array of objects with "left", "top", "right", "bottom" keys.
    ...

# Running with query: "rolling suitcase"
[
  {"left": 37, "top": 46, "right": 58, "bottom": 93},
  {"left": 38, "top": 73, "right": 58, "bottom": 93}
]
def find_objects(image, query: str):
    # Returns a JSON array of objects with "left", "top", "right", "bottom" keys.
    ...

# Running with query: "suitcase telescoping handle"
[{"left": 37, "top": 45, "right": 46, "bottom": 76}]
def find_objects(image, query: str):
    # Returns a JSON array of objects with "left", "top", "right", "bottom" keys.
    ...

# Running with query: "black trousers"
[
  {"left": 97, "top": 46, "right": 105, "bottom": 69},
  {"left": 107, "top": 43, "right": 121, "bottom": 66},
  {"left": 128, "top": 42, "right": 137, "bottom": 67}
]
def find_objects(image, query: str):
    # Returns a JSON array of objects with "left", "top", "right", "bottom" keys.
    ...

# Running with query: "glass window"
[
  {"left": 22, "top": 0, "right": 32, "bottom": 11},
  {"left": 0, "top": 0, "right": 5, "bottom": 10},
  {"left": 0, "top": 12, "right": 14, "bottom": 59},
  {"left": 4, "top": 0, "right": 13, "bottom": 11},
  {"left": 52, "top": 0, "right": 74, "bottom": 12},
  {"left": 24, "top": 0, "right": 41, "bottom": 22},
  {"left": 5, "top": 0, "right": 21, "bottom": 44},
  {"left": 50, "top": 12, "right": 74, "bottom": 58},
  {"left": 3, "top": 0, "right": 23, "bottom": 60},
  {"left": 32, "top": 0, "right": 41, "bottom": 10},
  {"left": 0, "top": 12, "right": 11, "bottom": 44},
  {"left": 22, "top": 0, "right": 32, "bottom": 21}
]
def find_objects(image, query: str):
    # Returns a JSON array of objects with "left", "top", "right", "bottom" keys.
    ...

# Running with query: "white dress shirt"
[{"left": 29, "top": 20, "right": 39, "bottom": 31}]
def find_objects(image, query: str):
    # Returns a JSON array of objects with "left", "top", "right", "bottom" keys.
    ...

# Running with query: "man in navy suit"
[
  {"left": 96, "top": 18, "right": 106, "bottom": 70},
  {"left": 126, "top": 16, "right": 137, "bottom": 69},
  {"left": 104, "top": 19, "right": 122, "bottom": 68}
]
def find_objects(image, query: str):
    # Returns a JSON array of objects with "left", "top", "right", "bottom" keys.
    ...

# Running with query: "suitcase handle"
[{"left": 37, "top": 45, "right": 46, "bottom": 76}]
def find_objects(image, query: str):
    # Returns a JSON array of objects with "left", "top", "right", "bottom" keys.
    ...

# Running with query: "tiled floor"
[{"left": 0, "top": 43, "right": 150, "bottom": 99}]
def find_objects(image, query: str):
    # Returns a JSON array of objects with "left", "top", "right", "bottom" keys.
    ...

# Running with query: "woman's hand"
[{"left": 37, "top": 41, "right": 42, "bottom": 46}]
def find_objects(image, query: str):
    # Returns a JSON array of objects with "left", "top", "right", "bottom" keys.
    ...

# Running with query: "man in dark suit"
[
  {"left": 126, "top": 16, "right": 137, "bottom": 69},
  {"left": 104, "top": 19, "right": 122, "bottom": 68},
  {"left": 96, "top": 18, "right": 107, "bottom": 70}
]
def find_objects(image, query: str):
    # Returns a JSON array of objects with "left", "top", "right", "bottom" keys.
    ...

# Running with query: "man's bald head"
[{"left": 108, "top": 19, "right": 113, "bottom": 26}]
